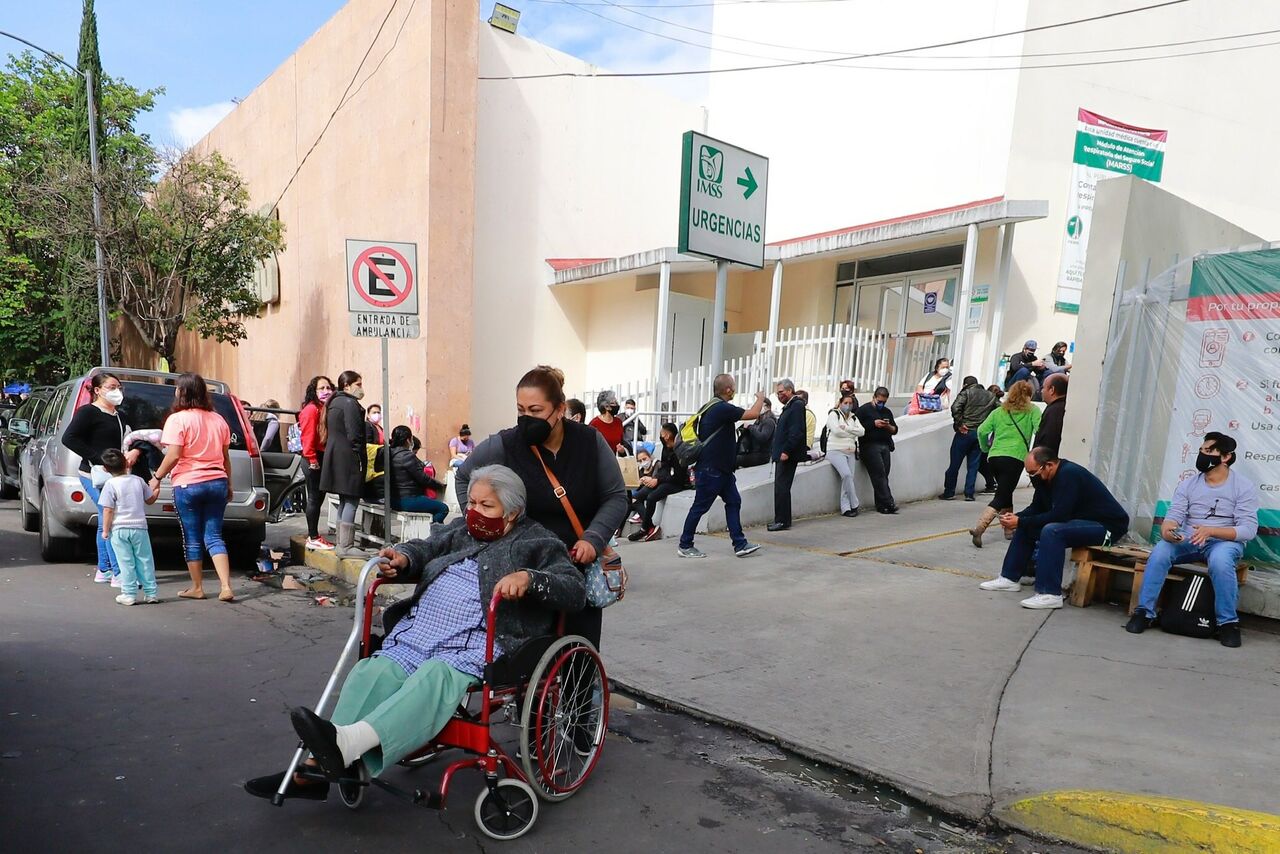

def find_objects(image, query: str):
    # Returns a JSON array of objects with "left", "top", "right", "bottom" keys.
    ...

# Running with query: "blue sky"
[{"left": 1, "top": 0, "right": 714, "bottom": 146}]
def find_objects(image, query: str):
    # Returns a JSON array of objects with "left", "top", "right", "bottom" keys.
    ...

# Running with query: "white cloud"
[{"left": 167, "top": 101, "right": 237, "bottom": 148}]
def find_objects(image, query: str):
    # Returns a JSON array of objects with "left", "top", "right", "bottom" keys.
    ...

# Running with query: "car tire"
[
  {"left": 226, "top": 525, "right": 267, "bottom": 568},
  {"left": 40, "top": 491, "right": 79, "bottom": 563},
  {"left": 19, "top": 475, "right": 40, "bottom": 532}
]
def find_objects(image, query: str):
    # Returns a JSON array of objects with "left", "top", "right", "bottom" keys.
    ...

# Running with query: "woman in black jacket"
[
  {"left": 319, "top": 370, "right": 369, "bottom": 558},
  {"left": 62, "top": 372, "right": 138, "bottom": 584},
  {"left": 382, "top": 425, "right": 450, "bottom": 523}
]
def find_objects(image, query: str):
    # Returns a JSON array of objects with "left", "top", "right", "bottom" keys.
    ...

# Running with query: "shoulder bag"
[
  {"left": 532, "top": 447, "right": 627, "bottom": 608},
  {"left": 1006, "top": 409, "right": 1033, "bottom": 452}
]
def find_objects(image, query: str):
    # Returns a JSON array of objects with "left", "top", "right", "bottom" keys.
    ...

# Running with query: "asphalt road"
[{"left": 0, "top": 502, "right": 1080, "bottom": 853}]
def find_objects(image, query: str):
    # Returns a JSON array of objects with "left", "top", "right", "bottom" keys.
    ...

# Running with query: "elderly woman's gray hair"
[{"left": 468, "top": 465, "right": 528, "bottom": 517}]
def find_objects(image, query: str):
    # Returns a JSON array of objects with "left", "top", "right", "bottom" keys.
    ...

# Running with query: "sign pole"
[
  {"left": 382, "top": 336, "right": 393, "bottom": 545},
  {"left": 709, "top": 259, "right": 728, "bottom": 383}
]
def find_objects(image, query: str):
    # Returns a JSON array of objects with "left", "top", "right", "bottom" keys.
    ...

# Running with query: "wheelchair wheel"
[
  {"left": 518, "top": 635, "right": 608, "bottom": 802},
  {"left": 474, "top": 778, "right": 539, "bottom": 841},
  {"left": 338, "top": 760, "right": 370, "bottom": 810}
]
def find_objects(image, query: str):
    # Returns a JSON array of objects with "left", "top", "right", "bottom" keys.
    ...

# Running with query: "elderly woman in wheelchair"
[{"left": 245, "top": 464, "right": 586, "bottom": 808}]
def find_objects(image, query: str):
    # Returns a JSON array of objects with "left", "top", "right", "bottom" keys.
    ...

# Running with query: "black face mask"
[
  {"left": 518, "top": 414, "right": 554, "bottom": 446},
  {"left": 1195, "top": 452, "right": 1223, "bottom": 473}
]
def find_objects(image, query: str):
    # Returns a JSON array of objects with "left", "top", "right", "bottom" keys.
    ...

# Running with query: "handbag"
[
  {"left": 532, "top": 447, "right": 628, "bottom": 608},
  {"left": 908, "top": 391, "right": 943, "bottom": 415},
  {"left": 616, "top": 453, "right": 641, "bottom": 489}
]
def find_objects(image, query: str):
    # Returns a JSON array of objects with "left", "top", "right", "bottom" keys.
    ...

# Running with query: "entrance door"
[
  {"left": 854, "top": 271, "right": 958, "bottom": 397},
  {"left": 667, "top": 293, "right": 712, "bottom": 374}
]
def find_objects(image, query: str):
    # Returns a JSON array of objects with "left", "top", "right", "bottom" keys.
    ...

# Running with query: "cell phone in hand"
[{"left": 1171, "top": 530, "right": 1184, "bottom": 542}]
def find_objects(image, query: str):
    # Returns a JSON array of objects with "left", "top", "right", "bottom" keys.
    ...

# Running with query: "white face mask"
[
  {"left": 102, "top": 389, "right": 124, "bottom": 406},
  {"left": 369, "top": 412, "right": 382, "bottom": 424},
  {"left": 624, "top": 407, "right": 635, "bottom": 417},
  {"left": 349, "top": 386, "right": 365, "bottom": 400}
]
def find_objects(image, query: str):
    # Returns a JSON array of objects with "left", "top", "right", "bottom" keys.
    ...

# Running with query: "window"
[
  {"left": 41, "top": 386, "right": 73, "bottom": 434},
  {"left": 118, "top": 381, "right": 248, "bottom": 451}
]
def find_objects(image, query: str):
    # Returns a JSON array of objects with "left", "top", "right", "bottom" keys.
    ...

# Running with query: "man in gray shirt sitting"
[{"left": 1126, "top": 432, "right": 1259, "bottom": 647}]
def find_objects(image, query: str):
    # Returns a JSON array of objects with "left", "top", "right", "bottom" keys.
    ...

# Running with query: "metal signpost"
[
  {"left": 677, "top": 131, "right": 769, "bottom": 384},
  {"left": 346, "top": 239, "right": 420, "bottom": 543}
]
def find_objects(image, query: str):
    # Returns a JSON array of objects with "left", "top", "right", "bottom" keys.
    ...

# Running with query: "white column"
[
  {"left": 709, "top": 260, "right": 728, "bottom": 380},
  {"left": 764, "top": 260, "right": 783, "bottom": 387},
  {"left": 989, "top": 222, "right": 1015, "bottom": 385},
  {"left": 950, "top": 222, "right": 980, "bottom": 377},
  {"left": 653, "top": 260, "right": 672, "bottom": 412}
]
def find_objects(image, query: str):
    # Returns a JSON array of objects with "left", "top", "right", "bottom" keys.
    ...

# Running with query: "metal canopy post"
[
  {"left": 989, "top": 223, "right": 1015, "bottom": 385},
  {"left": 709, "top": 260, "right": 728, "bottom": 381},
  {"left": 764, "top": 260, "right": 783, "bottom": 388},
  {"left": 951, "top": 223, "right": 980, "bottom": 377},
  {"left": 382, "top": 337, "right": 392, "bottom": 544},
  {"left": 653, "top": 259, "right": 672, "bottom": 412}
]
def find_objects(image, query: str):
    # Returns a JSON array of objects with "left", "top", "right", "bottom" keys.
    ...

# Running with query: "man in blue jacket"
[
  {"left": 978, "top": 446, "right": 1129, "bottom": 609},
  {"left": 768, "top": 378, "right": 808, "bottom": 532}
]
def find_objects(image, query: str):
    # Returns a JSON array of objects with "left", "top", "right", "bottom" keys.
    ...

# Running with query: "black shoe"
[
  {"left": 879, "top": 505, "right": 898, "bottom": 515},
  {"left": 964, "top": 494, "right": 976, "bottom": 502},
  {"left": 842, "top": 509, "right": 859, "bottom": 518},
  {"left": 766, "top": 522, "right": 790, "bottom": 532},
  {"left": 244, "top": 768, "right": 330, "bottom": 801},
  {"left": 981, "top": 484, "right": 997, "bottom": 493},
  {"left": 289, "top": 707, "right": 345, "bottom": 781},
  {"left": 1125, "top": 611, "right": 1153, "bottom": 634},
  {"left": 938, "top": 493, "right": 956, "bottom": 501},
  {"left": 627, "top": 528, "right": 647, "bottom": 542},
  {"left": 1219, "top": 623, "right": 1242, "bottom": 648}
]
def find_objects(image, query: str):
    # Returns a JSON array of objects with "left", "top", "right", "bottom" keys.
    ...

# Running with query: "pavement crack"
[
  {"left": 1034, "top": 646, "right": 1280, "bottom": 687},
  {"left": 984, "top": 609, "right": 1053, "bottom": 819}
]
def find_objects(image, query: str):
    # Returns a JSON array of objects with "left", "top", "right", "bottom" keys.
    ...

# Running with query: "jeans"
[
  {"left": 337, "top": 495, "right": 360, "bottom": 524},
  {"left": 392, "top": 494, "right": 449, "bottom": 523},
  {"left": 1136, "top": 537, "right": 1244, "bottom": 625},
  {"left": 633, "top": 482, "right": 682, "bottom": 530},
  {"left": 1001, "top": 519, "right": 1109, "bottom": 594},
  {"left": 304, "top": 462, "right": 326, "bottom": 539},
  {"left": 943, "top": 432, "right": 981, "bottom": 498},
  {"left": 174, "top": 478, "right": 229, "bottom": 562},
  {"left": 679, "top": 467, "right": 747, "bottom": 551},
  {"left": 827, "top": 451, "right": 861, "bottom": 513},
  {"left": 773, "top": 458, "right": 799, "bottom": 526},
  {"left": 860, "top": 443, "right": 895, "bottom": 510},
  {"left": 109, "top": 527, "right": 157, "bottom": 598},
  {"left": 333, "top": 656, "right": 477, "bottom": 777},
  {"left": 80, "top": 474, "right": 120, "bottom": 576}
]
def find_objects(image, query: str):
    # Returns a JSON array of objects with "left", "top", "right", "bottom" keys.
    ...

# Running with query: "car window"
[
  {"left": 117, "top": 381, "right": 248, "bottom": 452},
  {"left": 42, "top": 386, "right": 72, "bottom": 435},
  {"left": 27, "top": 393, "right": 55, "bottom": 433},
  {"left": 13, "top": 396, "right": 45, "bottom": 424}
]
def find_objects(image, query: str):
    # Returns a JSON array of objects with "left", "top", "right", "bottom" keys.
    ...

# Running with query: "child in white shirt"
[{"left": 99, "top": 448, "right": 159, "bottom": 605}]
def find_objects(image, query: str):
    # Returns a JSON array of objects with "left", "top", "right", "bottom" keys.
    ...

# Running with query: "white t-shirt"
[{"left": 99, "top": 474, "right": 150, "bottom": 530}]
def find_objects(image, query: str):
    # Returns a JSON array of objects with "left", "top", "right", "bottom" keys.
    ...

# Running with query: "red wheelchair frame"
[{"left": 273, "top": 558, "right": 609, "bottom": 841}]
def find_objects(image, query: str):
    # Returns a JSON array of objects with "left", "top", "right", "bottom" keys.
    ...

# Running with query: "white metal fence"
[{"left": 574, "top": 322, "right": 891, "bottom": 417}]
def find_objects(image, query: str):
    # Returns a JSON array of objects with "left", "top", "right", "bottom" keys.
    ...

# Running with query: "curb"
[{"left": 996, "top": 790, "right": 1280, "bottom": 854}]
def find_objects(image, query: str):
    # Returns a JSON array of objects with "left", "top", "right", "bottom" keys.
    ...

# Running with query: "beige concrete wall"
[
  {"left": 141, "top": 0, "right": 477, "bottom": 464},
  {"left": 471, "top": 29, "right": 708, "bottom": 435},
  {"left": 1003, "top": 0, "right": 1280, "bottom": 365}
]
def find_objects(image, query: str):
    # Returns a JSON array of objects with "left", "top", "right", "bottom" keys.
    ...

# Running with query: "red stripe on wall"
[{"left": 1186, "top": 291, "right": 1280, "bottom": 322}]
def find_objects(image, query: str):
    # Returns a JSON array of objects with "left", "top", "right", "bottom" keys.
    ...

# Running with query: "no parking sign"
[{"left": 346, "top": 239, "right": 420, "bottom": 338}]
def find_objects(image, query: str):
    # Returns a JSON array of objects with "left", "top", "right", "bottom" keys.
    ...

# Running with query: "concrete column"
[
  {"left": 989, "top": 223, "right": 1015, "bottom": 384},
  {"left": 653, "top": 259, "right": 672, "bottom": 412},
  {"left": 951, "top": 223, "right": 979, "bottom": 377},
  {"left": 709, "top": 260, "right": 728, "bottom": 380},
  {"left": 764, "top": 260, "right": 783, "bottom": 386}
]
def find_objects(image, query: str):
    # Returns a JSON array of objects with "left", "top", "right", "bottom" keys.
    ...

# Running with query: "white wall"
[
  {"left": 707, "top": 0, "right": 1027, "bottom": 239},
  {"left": 472, "top": 29, "right": 708, "bottom": 435},
  {"left": 1001, "top": 0, "right": 1280, "bottom": 362}
]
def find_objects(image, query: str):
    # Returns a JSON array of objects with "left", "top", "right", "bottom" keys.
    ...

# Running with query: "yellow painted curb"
[{"left": 1000, "top": 790, "right": 1280, "bottom": 853}]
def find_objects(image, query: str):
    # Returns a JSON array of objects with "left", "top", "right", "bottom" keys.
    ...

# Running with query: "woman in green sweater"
[{"left": 970, "top": 380, "right": 1041, "bottom": 547}]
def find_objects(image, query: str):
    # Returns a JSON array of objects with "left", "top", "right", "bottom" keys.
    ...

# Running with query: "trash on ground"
[{"left": 281, "top": 575, "right": 306, "bottom": 591}]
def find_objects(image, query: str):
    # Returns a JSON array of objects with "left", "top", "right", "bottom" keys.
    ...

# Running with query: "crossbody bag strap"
[
  {"left": 1006, "top": 410, "right": 1031, "bottom": 447},
  {"left": 531, "top": 446, "right": 586, "bottom": 540}
]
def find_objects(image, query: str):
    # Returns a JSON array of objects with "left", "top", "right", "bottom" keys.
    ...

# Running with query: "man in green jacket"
[{"left": 940, "top": 376, "right": 997, "bottom": 501}]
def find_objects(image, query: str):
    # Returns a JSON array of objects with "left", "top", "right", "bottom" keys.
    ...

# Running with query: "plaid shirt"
[{"left": 376, "top": 558, "right": 490, "bottom": 679}]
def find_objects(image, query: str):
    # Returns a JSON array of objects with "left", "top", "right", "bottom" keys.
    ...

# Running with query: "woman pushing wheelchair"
[{"left": 245, "top": 464, "right": 586, "bottom": 802}]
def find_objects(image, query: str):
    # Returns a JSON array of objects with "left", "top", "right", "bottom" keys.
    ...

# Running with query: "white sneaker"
[
  {"left": 110, "top": 576, "right": 122, "bottom": 588},
  {"left": 1020, "top": 593, "right": 1064, "bottom": 610},
  {"left": 628, "top": 513, "right": 642, "bottom": 524},
  {"left": 115, "top": 594, "right": 137, "bottom": 606},
  {"left": 306, "top": 537, "right": 335, "bottom": 551},
  {"left": 93, "top": 570, "right": 111, "bottom": 583},
  {"left": 142, "top": 595, "right": 160, "bottom": 604},
  {"left": 979, "top": 577, "right": 1022, "bottom": 591}
]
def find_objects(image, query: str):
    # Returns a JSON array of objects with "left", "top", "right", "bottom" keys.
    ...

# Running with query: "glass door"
[{"left": 893, "top": 274, "right": 957, "bottom": 396}]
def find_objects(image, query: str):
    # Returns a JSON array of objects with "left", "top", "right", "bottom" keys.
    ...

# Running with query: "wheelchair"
[{"left": 270, "top": 559, "right": 610, "bottom": 841}]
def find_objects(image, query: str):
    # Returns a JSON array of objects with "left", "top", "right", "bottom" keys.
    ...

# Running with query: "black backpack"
[
  {"left": 819, "top": 408, "right": 838, "bottom": 455},
  {"left": 1159, "top": 572, "right": 1217, "bottom": 639}
]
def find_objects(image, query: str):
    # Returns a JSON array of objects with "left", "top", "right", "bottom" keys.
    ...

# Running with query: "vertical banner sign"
[
  {"left": 1155, "top": 250, "right": 1280, "bottom": 564},
  {"left": 1055, "top": 109, "right": 1167, "bottom": 314}
]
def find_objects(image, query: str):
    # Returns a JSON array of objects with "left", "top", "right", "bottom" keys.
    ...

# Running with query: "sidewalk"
[{"left": 603, "top": 493, "right": 1280, "bottom": 848}]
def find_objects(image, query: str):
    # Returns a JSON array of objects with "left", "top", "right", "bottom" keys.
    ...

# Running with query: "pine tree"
[{"left": 63, "top": 0, "right": 106, "bottom": 372}]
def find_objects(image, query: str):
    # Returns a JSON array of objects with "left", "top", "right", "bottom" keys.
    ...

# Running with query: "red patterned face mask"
[{"left": 466, "top": 509, "right": 508, "bottom": 541}]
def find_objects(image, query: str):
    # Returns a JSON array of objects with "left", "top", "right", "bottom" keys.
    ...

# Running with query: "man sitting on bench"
[{"left": 1126, "top": 432, "right": 1258, "bottom": 648}]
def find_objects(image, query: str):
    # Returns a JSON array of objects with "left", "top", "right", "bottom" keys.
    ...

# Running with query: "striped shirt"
[{"left": 376, "top": 558, "right": 491, "bottom": 679}]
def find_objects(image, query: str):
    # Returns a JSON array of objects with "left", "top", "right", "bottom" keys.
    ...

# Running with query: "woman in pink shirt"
[{"left": 148, "top": 373, "right": 235, "bottom": 602}]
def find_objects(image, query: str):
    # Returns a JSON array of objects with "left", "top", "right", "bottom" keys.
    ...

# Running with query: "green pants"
[{"left": 331, "top": 656, "right": 477, "bottom": 776}]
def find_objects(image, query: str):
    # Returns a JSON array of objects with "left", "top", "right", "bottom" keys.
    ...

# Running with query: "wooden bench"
[
  {"left": 1069, "top": 544, "right": 1250, "bottom": 613},
  {"left": 323, "top": 495, "right": 433, "bottom": 547}
]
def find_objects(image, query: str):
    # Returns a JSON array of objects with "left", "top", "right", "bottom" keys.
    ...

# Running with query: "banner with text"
[
  {"left": 1055, "top": 109, "right": 1167, "bottom": 314},
  {"left": 1156, "top": 250, "right": 1280, "bottom": 564}
]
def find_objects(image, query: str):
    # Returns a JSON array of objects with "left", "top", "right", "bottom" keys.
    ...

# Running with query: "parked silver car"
[{"left": 14, "top": 368, "right": 270, "bottom": 562}]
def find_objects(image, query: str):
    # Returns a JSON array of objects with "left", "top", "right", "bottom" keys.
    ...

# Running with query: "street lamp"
[{"left": 1, "top": 29, "right": 111, "bottom": 367}]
